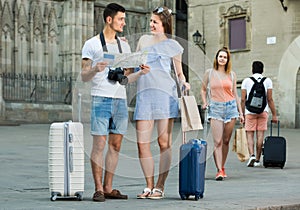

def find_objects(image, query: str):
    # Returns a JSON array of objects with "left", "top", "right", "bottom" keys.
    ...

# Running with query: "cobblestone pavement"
[{"left": 0, "top": 122, "right": 299, "bottom": 210}]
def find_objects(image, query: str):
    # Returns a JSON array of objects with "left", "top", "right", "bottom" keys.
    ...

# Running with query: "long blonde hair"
[{"left": 213, "top": 47, "right": 232, "bottom": 74}]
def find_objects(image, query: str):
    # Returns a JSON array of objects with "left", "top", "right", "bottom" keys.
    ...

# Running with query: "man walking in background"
[{"left": 241, "top": 61, "right": 278, "bottom": 167}]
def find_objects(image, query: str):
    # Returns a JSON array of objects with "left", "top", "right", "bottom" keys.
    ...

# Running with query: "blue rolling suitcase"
[
  {"left": 179, "top": 139, "right": 207, "bottom": 200},
  {"left": 263, "top": 121, "right": 286, "bottom": 169},
  {"left": 179, "top": 109, "right": 207, "bottom": 200}
]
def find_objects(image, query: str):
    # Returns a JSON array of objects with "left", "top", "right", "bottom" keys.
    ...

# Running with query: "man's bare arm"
[{"left": 81, "top": 58, "right": 108, "bottom": 82}]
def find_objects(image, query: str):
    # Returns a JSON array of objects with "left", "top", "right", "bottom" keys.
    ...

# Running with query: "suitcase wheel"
[
  {"left": 195, "top": 194, "right": 203, "bottom": 200},
  {"left": 50, "top": 192, "right": 61, "bottom": 201},
  {"left": 264, "top": 163, "right": 285, "bottom": 169},
  {"left": 51, "top": 194, "right": 57, "bottom": 201},
  {"left": 75, "top": 192, "right": 83, "bottom": 201},
  {"left": 180, "top": 194, "right": 189, "bottom": 200}
]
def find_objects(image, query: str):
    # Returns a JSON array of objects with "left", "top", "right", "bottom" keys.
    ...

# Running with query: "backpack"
[{"left": 245, "top": 77, "right": 267, "bottom": 114}]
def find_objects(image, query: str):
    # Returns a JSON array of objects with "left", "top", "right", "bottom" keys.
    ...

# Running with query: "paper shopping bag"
[
  {"left": 232, "top": 127, "right": 250, "bottom": 162},
  {"left": 180, "top": 95, "right": 203, "bottom": 132}
]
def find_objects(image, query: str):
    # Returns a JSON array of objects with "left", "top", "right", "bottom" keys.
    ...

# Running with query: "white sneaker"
[
  {"left": 247, "top": 156, "right": 256, "bottom": 167},
  {"left": 254, "top": 161, "right": 261, "bottom": 167}
]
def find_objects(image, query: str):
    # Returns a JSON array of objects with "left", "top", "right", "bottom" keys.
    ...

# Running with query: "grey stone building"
[
  {"left": 0, "top": 0, "right": 183, "bottom": 123},
  {"left": 1, "top": 0, "right": 299, "bottom": 128},
  {"left": 187, "top": 0, "right": 300, "bottom": 128}
]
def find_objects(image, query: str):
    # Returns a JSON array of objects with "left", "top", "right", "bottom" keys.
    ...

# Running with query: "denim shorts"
[
  {"left": 208, "top": 100, "right": 239, "bottom": 123},
  {"left": 91, "top": 96, "right": 128, "bottom": 135}
]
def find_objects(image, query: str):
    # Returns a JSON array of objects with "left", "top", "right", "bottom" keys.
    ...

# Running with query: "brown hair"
[
  {"left": 213, "top": 47, "right": 232, "bottom": 74},
  {"left": 152, "top": 6, "right": 173, "bottom": 36}
]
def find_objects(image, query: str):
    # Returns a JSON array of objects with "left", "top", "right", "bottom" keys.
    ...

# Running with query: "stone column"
[{"left": 0, "top": 77, "right": 6, "bottom": 119}]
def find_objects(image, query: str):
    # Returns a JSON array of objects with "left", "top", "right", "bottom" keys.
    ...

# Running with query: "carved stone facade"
[
  {"left": 1, "top": 0, "right": 76, "bottom": 76},
  {"left": 219, "top": 4, "right": 251, "bottom": 51},
  {"left": 0, "top": 0, "right": 177, "bottom": 123},
  {"left": 0, "top": 0, "right": 176, "bottom": 76}
]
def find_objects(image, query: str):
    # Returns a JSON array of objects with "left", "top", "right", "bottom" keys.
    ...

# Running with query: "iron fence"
[{"left": 1, "top": 73, "right": 75, "bottom": 104}]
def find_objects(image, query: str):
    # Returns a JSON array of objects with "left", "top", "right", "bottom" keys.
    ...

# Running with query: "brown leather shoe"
[
  {"left": 93, "top": 191, "right": 105, "bottom": 202},
  {"left": 104, "top": 189, "right": 128, "bottom": 199}
]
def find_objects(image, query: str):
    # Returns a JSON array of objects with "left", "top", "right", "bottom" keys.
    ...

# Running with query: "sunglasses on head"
[{"left": 153, "top": 7, "right": 172, "bottom": 17}]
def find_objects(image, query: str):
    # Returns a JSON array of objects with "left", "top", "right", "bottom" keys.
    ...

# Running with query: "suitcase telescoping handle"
[
  {"left": 181, "top": 86, "right": 187, "bottom": 144},
  {"left": 203, "top": 107, "right": 208, "bottom": 140},
  {"left": 78, "top": 93, "right": 82, "bottom": 123},
  {"left": 270, "top": 120, "right": 280, "bottom": 136}
]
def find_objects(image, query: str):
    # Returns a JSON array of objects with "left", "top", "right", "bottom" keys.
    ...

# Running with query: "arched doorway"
[{"left": 278, "top": 36, "right": 300, "bottom": 128}]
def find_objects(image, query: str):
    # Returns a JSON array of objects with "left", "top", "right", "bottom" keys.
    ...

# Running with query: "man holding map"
[{"left": 81, "top": 3, "right": 150, "bottom": 202}]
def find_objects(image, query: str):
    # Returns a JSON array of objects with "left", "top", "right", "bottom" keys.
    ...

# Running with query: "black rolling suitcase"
[{"left": 263, "top": 121, "right": 286, "bottom": 169}]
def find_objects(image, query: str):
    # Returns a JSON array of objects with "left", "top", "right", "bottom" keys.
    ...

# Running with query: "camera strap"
[{"left": 99, "top": 32, "right": 122, "bottom": 53}]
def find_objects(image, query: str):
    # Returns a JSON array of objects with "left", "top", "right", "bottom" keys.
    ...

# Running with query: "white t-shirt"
[
  {"left": 241, "top": 73, "right": 273, "bottom": 114},
  {"left": 81, "top": 35, "right": 131, "bottom": 99}
]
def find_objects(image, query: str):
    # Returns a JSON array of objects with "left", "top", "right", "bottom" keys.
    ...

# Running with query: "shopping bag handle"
[{"left": 181, "top": 85, "right": 188, "bottom": 96}]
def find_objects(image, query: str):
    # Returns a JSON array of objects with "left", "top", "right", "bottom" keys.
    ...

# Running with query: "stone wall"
[
  {"left": 5, "top": 102, "right": 72, "bottom": 124},
  {"left": 187, "top": 0, "right": 300, "bottom": 128}
]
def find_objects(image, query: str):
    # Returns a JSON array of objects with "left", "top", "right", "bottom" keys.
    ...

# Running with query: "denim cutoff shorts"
[
  {"left": 91, "top": 96, "right": 128, "bottom": 136},
  {"left": 208, "top": 100, "right": 239, "bottom": 123}
]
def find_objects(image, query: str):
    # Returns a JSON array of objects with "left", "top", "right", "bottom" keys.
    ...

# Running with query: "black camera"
[{"left": 107, "top": 67, "right": 128, "bottom": 85}]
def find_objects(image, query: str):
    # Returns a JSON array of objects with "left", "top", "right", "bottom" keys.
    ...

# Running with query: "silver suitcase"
[{"left": 48, "top": 121, "right": 84, "bottom": 201}]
